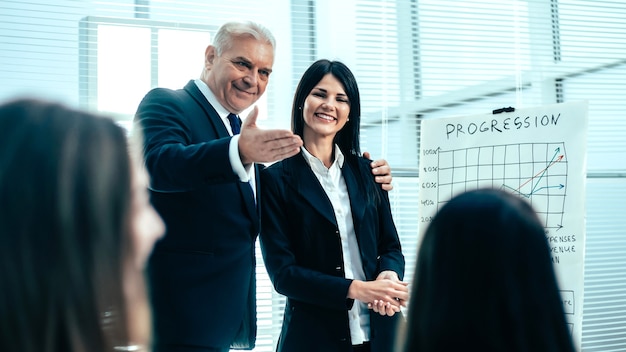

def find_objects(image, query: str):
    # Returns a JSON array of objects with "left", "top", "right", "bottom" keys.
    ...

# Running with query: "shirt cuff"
[{"left": 229, "top": 135, "right": 252, "bottom": 182}]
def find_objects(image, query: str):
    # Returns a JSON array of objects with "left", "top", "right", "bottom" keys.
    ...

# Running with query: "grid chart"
[{"left": 436, "top": 142, "right": 568, "bottom": 231}]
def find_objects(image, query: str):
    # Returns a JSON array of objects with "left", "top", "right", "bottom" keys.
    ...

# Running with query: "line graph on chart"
[
  {"left": 435, "top": 142, "right": 568, "bottom": 231},
  {"left": 417, "top": 102, "right": 588, "bottom": 349}
]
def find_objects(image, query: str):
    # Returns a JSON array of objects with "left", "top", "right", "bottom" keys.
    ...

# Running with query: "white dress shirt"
[
  {"left": 301, "top": 146, "right": 370, "bottom": 345},
  {"left": 194, "top": 79, "right": 256, "bottom": 199}
]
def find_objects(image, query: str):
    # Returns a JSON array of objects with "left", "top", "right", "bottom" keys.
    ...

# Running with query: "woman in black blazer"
[{"left": 259, "top": 59, "right": 409, "bottom": 352}]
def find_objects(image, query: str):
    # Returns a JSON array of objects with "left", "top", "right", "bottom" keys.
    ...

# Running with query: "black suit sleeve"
[
  {"left": 360, "top": 157, "right": 404, "bottom": 279},
  {"left": 135, "top": 87, "right": 238, "bottom": 192},
  {"left": 374, "top": 181, "right": 405, "bottom": 280}
]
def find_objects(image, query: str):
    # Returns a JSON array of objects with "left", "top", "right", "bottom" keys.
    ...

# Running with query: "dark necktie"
[{"left": 227, "top": 113, "right": 241, "bottom": 135}]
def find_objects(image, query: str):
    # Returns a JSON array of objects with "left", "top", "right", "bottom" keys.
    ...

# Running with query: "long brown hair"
[
  {"left": 400, "top": 188, "right": 575, "bottom": 352},
  {"left": 0, "top": 98, "right": 148, "bottom": 351}
]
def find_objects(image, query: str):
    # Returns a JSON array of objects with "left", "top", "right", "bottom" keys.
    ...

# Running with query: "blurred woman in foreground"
[
  {"left": 0, "top": 98, "right": 164, "bottom": 352},
  {"left": 399, "top": 188, "right": 575, "bottom": 352}
]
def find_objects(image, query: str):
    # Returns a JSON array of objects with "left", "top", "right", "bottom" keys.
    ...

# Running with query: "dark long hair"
[
  {"left": 401, "top": 188, "right": 575, "bottom": 352},
  {"left": 0, "top": 98, "right": 136, "bottom": 352},
  {"left": 291, "top": 60, "right": 380, "bottom": 204},
  {"left": 291, "top": 59, "right": 362, "bottom": 157}
]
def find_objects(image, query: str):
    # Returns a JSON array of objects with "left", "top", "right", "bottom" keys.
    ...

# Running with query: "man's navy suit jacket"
[{"left": 135, "top": 80, "right": 259, "bottom": 350}]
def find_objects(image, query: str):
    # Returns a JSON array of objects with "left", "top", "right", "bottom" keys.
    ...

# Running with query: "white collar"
[
  {"left": 194, "top": 79, "right": 231, "bottom": 120},
  {"left": 301, "top": 144, "right": 345, "bottom": 171}
]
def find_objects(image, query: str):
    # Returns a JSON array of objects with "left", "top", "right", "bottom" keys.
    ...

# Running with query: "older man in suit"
[{"left": 134, "top": 21, "right": 393, "bottom": 352}]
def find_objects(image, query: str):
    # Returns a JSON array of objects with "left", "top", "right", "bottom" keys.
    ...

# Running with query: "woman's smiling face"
[{"left": 302, "top": 73, "right": 351, "bottom": 141}]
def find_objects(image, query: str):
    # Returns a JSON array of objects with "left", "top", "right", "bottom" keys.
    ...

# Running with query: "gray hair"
[{"left": 212, "top": 21, "right": 276, "bottom": 56}]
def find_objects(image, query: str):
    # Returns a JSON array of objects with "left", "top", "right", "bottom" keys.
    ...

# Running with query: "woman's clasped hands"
[{"left": 348, "top": 270, "right": 409, "bottom": 317}]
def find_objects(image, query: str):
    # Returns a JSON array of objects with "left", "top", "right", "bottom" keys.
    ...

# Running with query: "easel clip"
[{"left": 492, "top": 106, "right": 515, "bottom": 114}]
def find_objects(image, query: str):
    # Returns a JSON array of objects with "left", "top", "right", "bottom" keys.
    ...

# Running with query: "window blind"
[{"left": 1, "top": 0, "right": 625, "bottom": 351}]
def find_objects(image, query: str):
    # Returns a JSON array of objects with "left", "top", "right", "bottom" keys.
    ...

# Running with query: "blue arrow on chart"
[{"left": 503, "top": 147, "right": 565, "bottom": 198}]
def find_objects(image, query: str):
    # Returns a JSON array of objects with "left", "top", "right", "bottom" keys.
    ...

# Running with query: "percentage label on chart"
[
  {"left": 421, "top": 199, "right": 434, "bottom": 206},
  {"left": 420, "top": 216, "right": 434, "bottom": 223}
]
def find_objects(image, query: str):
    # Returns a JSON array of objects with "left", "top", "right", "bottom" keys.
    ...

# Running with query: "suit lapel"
[
  {"left": 184, "top": 80, "right": 258, "bottom": 235},
  {"left": 284, "top": 154, "right": 338, "bottom": 225},
  {"left": 342, "top": 160, "right": 366, "bottom": 233},
  {"left": 183, "top": 80, "right": 230, "bottom": 138}
]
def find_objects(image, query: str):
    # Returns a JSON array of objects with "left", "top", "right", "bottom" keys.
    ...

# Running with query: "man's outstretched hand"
[{"left": 238, "top": 106, "right": 303, "bottom": 165}]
